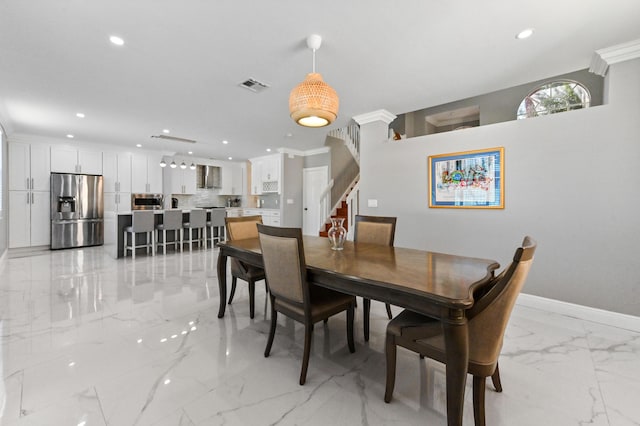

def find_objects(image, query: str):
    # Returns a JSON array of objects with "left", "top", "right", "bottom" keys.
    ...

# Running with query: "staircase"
[{"left": 319, "top": 200, "right": 349, "bottom": 237}]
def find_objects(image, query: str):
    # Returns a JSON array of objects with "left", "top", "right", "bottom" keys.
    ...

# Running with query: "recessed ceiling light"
[
  {"left": 109, "top": 35, "right": 124, "bottom": 46},
  {"left": 266, "top": 148, "right": 271, "bottom": 152},
  {"left": 76, "top": 112, "right": 85, "bottom": 118},
  {"left": 228, "top": 157, "right": 232, "bottom": 160},
  {"left": 222, "top": 140, "right": 229, "bottom": 144},
  {"left": 136, "top": 144, "right": 142, "bottom": 148},
  {"left": 516, "top": 28, "right": 534, "bottom": 40},
  {"left": 163, "top": 129, "right": 170, "bottom": 134},
  {"left": 66, "top": 134, "right": 74, "bottom": 138},
  {"left": 188, "top": 151, "right": 193, "bottom": 155}
]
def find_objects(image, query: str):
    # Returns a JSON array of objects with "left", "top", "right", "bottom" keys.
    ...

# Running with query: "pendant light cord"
[{"left": 312, "top": 48, "right": 316, "bottom": 73}]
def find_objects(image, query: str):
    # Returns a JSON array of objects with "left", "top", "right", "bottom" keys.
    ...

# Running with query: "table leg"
[
  {"left": 443, "top": 317, "right": 469, "bottom": 426},
  {"left": 217, "top": 252, "right": 228, "bottom": 318}
]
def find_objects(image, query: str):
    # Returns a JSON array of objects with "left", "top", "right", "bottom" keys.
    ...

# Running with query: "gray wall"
[
  {"left": 394, "top": 69, "right": 604, "bottom": 137},
  {"left": 359, "top": 59, "right": 640, "bottom": 316},
  {"left": 0, "top": 125, "right": 7, "bottom": 258},
  {"left": 281, "top": 154, "right": 303, "bottom": 227}
]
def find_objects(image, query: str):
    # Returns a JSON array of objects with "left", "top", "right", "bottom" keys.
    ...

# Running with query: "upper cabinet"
[
  {"left": 220, "top": 162, "right": 245, "bottom": 195},
  {"left": 164, "top": 165, "right": 197, "bottom": 195},
  {"left": 9, "top": 142, "right": 50, "bottom": 191},
  {"left": 250, "top": 154, "right": 281, "bottom": 195},
  {"left": 103, "top": 152, "right": 132, "bottom": 193},
  {"left": 50, "top": 146, "right": 102, "bottom": 174},
  {"left": 131, "top": 153, "right": 163, "bottom": 193}
]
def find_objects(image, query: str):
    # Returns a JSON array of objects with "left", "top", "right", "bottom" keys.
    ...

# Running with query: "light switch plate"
[
  {"left": 367, "top": 199, "right": 378, "bottom": 207},
  {"left": 286, "top": 199, "right": 294, "bottom": 204}
]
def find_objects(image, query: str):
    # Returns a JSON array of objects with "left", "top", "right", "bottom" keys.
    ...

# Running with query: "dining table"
[{"left": 216, "top": 235, "right": 500, "bottom": 426}]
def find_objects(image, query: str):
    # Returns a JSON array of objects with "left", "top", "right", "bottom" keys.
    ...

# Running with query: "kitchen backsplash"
[{"left": 169, "top": 190, "right": 279, "bottom": 209}]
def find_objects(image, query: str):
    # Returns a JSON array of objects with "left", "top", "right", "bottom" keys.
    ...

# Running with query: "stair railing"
[
  {"left": 317, "top": 179, "right": 334, "bottom": 234},
  {"left": 345, "top": 180, "right": 360, "bottom": 240},
  {"left": 328, "top": 122, "right": 360, "bottom": 165}
]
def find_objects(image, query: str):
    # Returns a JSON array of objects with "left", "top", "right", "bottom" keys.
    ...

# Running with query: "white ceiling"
[{"left": 1, "top": 0, "right": 639, "bottom": 161}]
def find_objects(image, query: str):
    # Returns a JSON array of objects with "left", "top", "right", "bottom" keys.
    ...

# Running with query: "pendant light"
[
  {"left": 289, "top": 34, "right": 339, "bottom": 127},
  {"left": 189, "top": 162, "right": 196, "bottom": 170},
  {"left": 170, "top": 160, "right": 177, "bottom": 168},
  {"left": 180, "top": 160, "right": 187, "bottom": 169},
  {"left": 159, "top": 158, "right": 167, "bottom": 167}
]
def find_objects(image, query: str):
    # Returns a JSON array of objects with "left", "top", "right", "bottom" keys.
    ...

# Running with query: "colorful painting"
[{"left": 429, "top": 147, "right": 504, "bottom": 208}]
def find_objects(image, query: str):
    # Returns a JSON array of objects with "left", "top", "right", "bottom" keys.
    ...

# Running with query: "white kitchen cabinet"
[
  {"left": 164, "top": 166, "right": 197, "bottom": 194},
  {"left": 132, "top": 153, "right": 163, "bottom": 193},
  {"left": 9, "top": 190, "right": 50, "bottom": 248},
  {"left": 242, "top": 208, "right": 280, "bottom": 226},
  {"left": 51, "top": 146, "right": 103, "bottom": 174},
  {"left": 250, "top": 154, "right": 281, "bottom": 195},
  {"left": 9, "top": 142, "right": 50, "bottom": 191},
  {"left": 220, "top": 162, "right": 245, "bottom": 195},
  {"left": 103, "top": 151, "right": 132, "bottom": 212}
]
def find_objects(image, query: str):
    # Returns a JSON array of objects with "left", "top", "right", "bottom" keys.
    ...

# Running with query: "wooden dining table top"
[{"left": 219, "top": 235, "right": 500, "bottom": 311}]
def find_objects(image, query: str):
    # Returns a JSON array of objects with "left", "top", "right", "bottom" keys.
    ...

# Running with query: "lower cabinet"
[
  {"left": 242, "top": 208, "right": 281, "bottom": 226},
  {"left": 9, "top": 190, "right": 50, "bottom": 248}
]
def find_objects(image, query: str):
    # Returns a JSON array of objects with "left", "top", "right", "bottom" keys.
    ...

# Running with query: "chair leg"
[
  {"left": 228, "top": 277, "right": 238, "bottom": 304},
  {"left": 264, "top": 300, "right": 277, "bottom": 357},
  {"left": 300, "top": 322, "right": 314, "bottom": 385},
  {"left": 363, "top": 298, "right": 371, "bottom": 342},
  {"left": 385, "top": 303, "right": 393, "bottom": 319},
  {"left": 491, "top": 363, "right": 503, "bottom": 392},
  {"left": 347, "top": 302, "right": 355, "bottom": 353},
  {"left": 248, "top": 280, "right": 256, "bottom": 319},
  {"left": 473, "top": 376, "right": 487, "bottom": 426},
  {"left": 384, "top": 333, "right": 397, "bottom": 403}
]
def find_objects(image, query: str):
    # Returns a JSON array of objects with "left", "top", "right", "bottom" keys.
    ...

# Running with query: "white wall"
[{"left": 359, "top": 58, "right": 640, "bottom": 316}]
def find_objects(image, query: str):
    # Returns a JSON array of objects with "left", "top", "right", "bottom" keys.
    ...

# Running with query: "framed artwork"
[{"left": 428, "top": 147, "right": 504, "bottom": 208}]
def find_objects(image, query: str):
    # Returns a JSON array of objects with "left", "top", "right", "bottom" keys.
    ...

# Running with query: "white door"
[
  {"left": 302, "top": 166, "right": 328, "bottom": 236},
  {"left": 30, "top": 191, "right": 51, "bottom": 246},
  {"left": 9, "top": 191, "right": 30, "bottom": 248}
]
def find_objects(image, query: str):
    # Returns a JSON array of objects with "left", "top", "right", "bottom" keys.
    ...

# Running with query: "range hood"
[{"left": 197, "top": 165, "right": 221, "bottom": 189}]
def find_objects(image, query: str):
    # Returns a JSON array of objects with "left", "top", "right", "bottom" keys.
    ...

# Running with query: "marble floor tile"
[{"left": 1, "top": 246, "right": 639, "bottom": 425}]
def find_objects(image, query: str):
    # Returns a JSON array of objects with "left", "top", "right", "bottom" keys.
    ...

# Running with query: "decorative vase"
[{"left": 327, "top": 217, "right": 347, "bottom": 250}]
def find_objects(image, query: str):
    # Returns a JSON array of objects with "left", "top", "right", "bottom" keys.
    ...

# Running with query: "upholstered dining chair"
[
  {"left": 225, "top": 215, "right": 266, "bottom": 318},
  {"left": 384, "top": 236, "right": 537, "bottom": 426},
  {"left": 258, "top": 224, "right": 356, "bottom": 385},
  {"left": 182, "top": 209, "right": 207, "bottom": 251},
  {"left": 353, "top": 214, "right": 397, "bottom": 341}
]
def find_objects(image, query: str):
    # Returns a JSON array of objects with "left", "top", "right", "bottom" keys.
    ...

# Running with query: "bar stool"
[
  {"left": 207, "top": 209, "right": 227, "bottom": 248},
  {"left": 183, "top": 209, "right": 206, "bottom": 251},
  {"left": 124, "top": 211, "right": 155, "bottom": 259},
  {"left": 156, "top": 210, "right": 183, "bottom": 254}
]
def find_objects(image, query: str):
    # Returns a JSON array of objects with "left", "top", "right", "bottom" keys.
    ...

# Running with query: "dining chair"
[
  {"left": 354, "top": 214, "right": 397, "bottom": 341},
  {"left": 384, "top": 236, "right": 537, "bottom": 426},
  {"left": 155, "top": 209, "right": 183, "bottom": 254},
  {"left": 183, "top": 209, "right": 207, "bottom": 251},
  {"left": 225, "top": 215, "right": 266, "bottom": 318},
  {"left": 258, "top": 224, "right": 356, "bottom": 385},
  {"left": 123, "top": 210, "right": 156, "bottom": 259}
]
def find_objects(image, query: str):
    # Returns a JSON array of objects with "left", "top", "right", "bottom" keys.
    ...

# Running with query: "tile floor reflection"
[{"left": 1, "top": 246, "right": 639, "bottom": 425}]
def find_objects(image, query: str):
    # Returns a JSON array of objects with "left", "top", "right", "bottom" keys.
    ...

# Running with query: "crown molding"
[
  {"left": 589, "top": 38, "right": 640, "bottom": 76},
  {"left": 353, "top": 109, "right": 397, "bottom": 125}
]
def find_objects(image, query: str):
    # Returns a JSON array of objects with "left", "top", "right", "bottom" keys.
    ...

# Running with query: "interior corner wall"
[
  {"left": 358, "top": 59, "right": 640, "bottom": 316},
  {"left": 281, "top": 154, "right": 304, "bottom": 228},
  {"left": 0, "top": 126, "right": 7, "bottom": 259}
]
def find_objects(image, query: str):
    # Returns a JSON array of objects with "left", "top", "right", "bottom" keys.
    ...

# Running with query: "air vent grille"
[
  {"left": 239, "top": 78, "right": 269, "bottom": 93},
  {"left": 151, "top": 135, "right": 197, "bottom": 143}
]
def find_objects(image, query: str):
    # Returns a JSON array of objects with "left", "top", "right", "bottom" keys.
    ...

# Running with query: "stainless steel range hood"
[{"left": 197, "top": 165, "right": 221, "bottom": 189}]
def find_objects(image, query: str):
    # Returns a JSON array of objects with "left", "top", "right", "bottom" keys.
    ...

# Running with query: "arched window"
[{"left": 517, "top": 80, "right": 591, "bottom": 119}]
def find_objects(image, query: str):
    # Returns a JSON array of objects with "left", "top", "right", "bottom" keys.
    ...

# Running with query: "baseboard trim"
[{"left": 517, "top": 293, "right": 640, "bottom": 333}]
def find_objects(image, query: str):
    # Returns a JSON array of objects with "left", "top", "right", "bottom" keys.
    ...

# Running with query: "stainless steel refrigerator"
[{"left": 50, "top": 173, "right": 104, "bottom": 249}]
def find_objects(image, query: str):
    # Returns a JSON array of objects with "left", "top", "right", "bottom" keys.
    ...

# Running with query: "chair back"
[
  {"left": 467, "top": 236, "right": 537, "bottom": 366},
  {"left": 162, "top": 210, "right": 183, "bottom": 230},
  {"left": 257, "top": 224, "right": 309, "bottom": 307},
  {"left": 209, "top": 209, "right": 226, "bottom": 227},
  {"left": 187, "top": 209, "right": 206, "bottom": 228},
  {"left": 226, "top": 215, "right": 263, "bottom": 241},
  {"left": 354, "top": 215, "right": 397, "bottom": 246},
  {"left": 132, "top": 211, "right": 155, "bottom": 232}
]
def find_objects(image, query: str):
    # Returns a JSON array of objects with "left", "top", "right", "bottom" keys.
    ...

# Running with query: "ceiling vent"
[
  {"left": 151, "top": 135, "right": 197, "bottom": 143},
  {"left": 239, "top": 78, "right": 269, "bottom": 93}
]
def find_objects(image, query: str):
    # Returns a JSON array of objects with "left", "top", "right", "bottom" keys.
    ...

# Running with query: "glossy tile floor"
[{"left": 1, "top": 246, "right": 639, "bottom": 425}]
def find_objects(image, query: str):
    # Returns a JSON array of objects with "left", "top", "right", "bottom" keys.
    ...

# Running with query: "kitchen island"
[{"left": 105, "top": 208, "right": 227, "bottom": 258}]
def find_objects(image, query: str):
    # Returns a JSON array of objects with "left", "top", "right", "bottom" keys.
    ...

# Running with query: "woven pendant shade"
[{"left": 289, "top": 72, "right": 339, "bottom": 127}]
